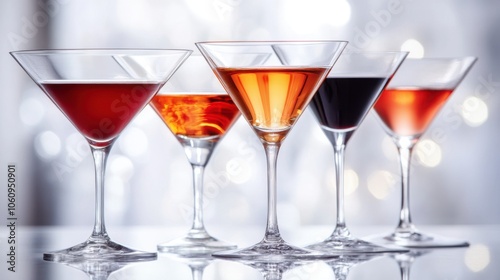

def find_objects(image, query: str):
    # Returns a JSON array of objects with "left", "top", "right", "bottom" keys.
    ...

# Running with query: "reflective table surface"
[{"left": 1, "top": 225, "right": 497, "bottom": 279}]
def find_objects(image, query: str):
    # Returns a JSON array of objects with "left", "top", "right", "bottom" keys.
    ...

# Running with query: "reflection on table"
[{"left": 1, "top": 225, "right": 496, "bottom": 280}]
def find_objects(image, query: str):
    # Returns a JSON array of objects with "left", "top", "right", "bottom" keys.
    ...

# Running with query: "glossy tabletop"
[{"left": 0, "top": 225, "right": 497, "bottom": 279}]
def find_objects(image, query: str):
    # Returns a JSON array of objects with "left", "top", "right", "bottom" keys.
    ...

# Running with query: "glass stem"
[
  {"left": 332, "top": 133, "right": 350, "bottom": 238},
  {"left": 190, "top": 164, "right": 208, "bottom": 236},
  {"left": 89, "top": 145, "right": 112, "bottom": 242},
  {"left": 180, "top": 137, "right": 217, "bottom": 238},
  {"left": 263, "top": 142, "right": 282, "bottom": 243},
  {"left": 332, "top": 265, "right": 351, "bottom": 280},
  {"left": 400, "top": 264, "right": 411, "bottom": 280},
  {"left": 88, "top": 272, "right": 111, "bottom": 280},
  {"left": 263, "top": 271, "right": 282, "bottom": 280},
  {"left": 394, "top": 136, "right": 418, "bottom": 235},
  {"left": 190, "top": 266, "right": 205, "bottom": 280}
]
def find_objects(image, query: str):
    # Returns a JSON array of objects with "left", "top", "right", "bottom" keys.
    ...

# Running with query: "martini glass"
[
  {"left": 197, "top": 40, "right": 347, "bottom": 260},
  {"left": 369, "top": 57, "right": 477, "bottom": 248},
  {"left": 150, "top": 54, "right": 240, "bottom": 254},
  {"left": 307, "top": 51, "right": 409, "bottom": 254},
  {"left": 11, "top": 49, "right": 192, "bottom": 262}
]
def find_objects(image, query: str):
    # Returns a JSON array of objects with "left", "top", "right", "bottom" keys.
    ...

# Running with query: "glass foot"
[
  {"left": 306, "top": 235, "right": 409, "bottom": 255},
  {"left": 43, "top": 238, "right": 157, "bottom": 262},
  {"left": 213, "top": 239, "right": 337, "bottom": 261},
  {"left": 157, "top": 235, "right": 236, "bottom": 255},
  {"left": 365, "top": 231, "right": 469, "bottom": 249}
]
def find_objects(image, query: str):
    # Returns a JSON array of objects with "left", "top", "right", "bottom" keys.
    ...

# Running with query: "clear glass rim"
[
  {"left": 340, "top": 50, "right": 409, "bottom": 55},
  {"left": 10, "top": 48, "right": 193, "bottom": 56},
  {"left": 156, "top": 91, "right": 228, "bottom": 95},
  {"left": 195, "top": 40, "right": 349, "bottom": 46},
  {"left": 401, "top": 56, "right": 477, "bottom": 61}
]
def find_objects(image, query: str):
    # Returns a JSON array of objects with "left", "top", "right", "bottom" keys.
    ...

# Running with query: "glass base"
[
  {"left": 157, "top": 235, "right": 236, "bottom": 255},
  {"left": 365, "top": 231, "right": 470, "bottom": 249},
  {"left": 306, "top": 235, "right": 409, "bottom": 255},
  {"left": 43, "top": 238, "right": 157, "bottom": 262},
  {"left": 212, "top": 239, "right": 338, "bottom": 261}
]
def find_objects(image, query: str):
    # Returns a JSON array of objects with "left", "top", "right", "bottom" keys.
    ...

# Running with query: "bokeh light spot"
[
  {"left": 34, "top": 131, "right": 61, "bottom": 159},
  {"left": 345, "top": 169, "right": 359, "bottom": 195},
  {"left": 325, "top": 168, "right": 358, "bottom": 195},
  {"left": 367, "top": 170, "right": 397, "bottom": 200},
  {"left": 415, "top": 139, "right": 442, "bottom": 167},
  {"left": 461, "top": 96, "right": 488, "bottom": 127},
  {"left": 401, "top": 39, "right": 424, "bottom": 58},
  {"left": 109, "top": 155, "right": 135, "bottom": 181},
  {"left": 465, "top": 244, "right": 490, "bottom": 272}
]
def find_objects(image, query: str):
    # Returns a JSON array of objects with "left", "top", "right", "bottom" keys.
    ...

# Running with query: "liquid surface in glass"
[
  {"left": 216, "top": 67, "right": 328, "bottom": 142},
  {"left": 150, "top": 93, "right": 240, "bottom": 138},
  {"left": 42, "top": 81, "right": 162, "bottom": 146},
  {"left": 374, "top": 87, "right": 453, "bottom": 136}
]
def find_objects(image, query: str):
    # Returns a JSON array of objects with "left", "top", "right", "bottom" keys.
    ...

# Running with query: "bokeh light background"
[{"left": 1, "top": 0, "right": 499, "bottom": 236}]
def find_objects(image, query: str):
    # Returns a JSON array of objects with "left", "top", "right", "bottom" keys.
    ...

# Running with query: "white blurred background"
[{"left": 1, "top": 0, "right": 499, "bottom": 233}]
